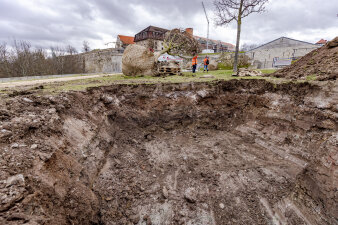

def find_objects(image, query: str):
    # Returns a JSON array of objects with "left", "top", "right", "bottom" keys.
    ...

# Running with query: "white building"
[{"left": 246, "top": 37, "right": 319, "bottom": 69}]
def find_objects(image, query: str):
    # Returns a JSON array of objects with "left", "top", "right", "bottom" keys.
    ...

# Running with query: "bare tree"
[
  {"left": 214, "top": 0, "right": 268, "bottom": 74},
  {"left": 65, "top": 45, "right": 77, "bottom": 55},
  {"left": 82, "top": 40, "right": 90, "bottom": 53},
  {"left": 0, "top": 43, "right": 10, "bottom": 77},
  {"left": 13, "top": 40, "right": 34, "bottom": 76},
  {"left": 241, "top": 43, "right": 259, "bottom": 51},
  {"left": 0, "top": 40, "right": 84, "bottom": 78},
  {"left": 50, "top": 46, "right": 66, "bottom": 74}
]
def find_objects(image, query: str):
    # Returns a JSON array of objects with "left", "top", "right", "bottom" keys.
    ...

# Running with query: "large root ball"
[
  {"left": 208, "top": 60, "right": 218, "bottom": 71},
  {"left": 122, "top": 44, "right": 158, "bottom": 76}
]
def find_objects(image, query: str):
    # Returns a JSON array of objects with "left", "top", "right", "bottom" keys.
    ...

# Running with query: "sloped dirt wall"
[{"left": 0, "top": 80, "right": 337, "bottom": 225}]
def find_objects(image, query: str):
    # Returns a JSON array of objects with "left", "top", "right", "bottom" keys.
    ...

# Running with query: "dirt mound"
[
  {"left": 271, "top": 36, "right": 338, "bottom": 80},
  {"left": 0, "top": 80, "right": 337, "bottom": 224},
  {"left": 122, "top": 44, "right": 160, "bottom": 76}
]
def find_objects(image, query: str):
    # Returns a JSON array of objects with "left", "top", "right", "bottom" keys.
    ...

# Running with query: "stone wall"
[{"left": 82, "top": 48, "right": 123, "bottom": 73}]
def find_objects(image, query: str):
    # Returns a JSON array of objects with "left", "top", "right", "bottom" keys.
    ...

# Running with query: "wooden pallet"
[{"left": 158, "top": 66, "right": 181, "bottom": 75}]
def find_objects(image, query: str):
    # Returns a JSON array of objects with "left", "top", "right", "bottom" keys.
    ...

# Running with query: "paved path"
[{"left": 0, "top": 74, "right": 120, "bottom": 89}]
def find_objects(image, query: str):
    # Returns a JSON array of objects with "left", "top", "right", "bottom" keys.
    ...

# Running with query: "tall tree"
[
  {"left": 65, "top": 45, "right": 77, "bottom": 55},
  {"left": 214, "top": 0, "right": 268, "bottom": 74}
]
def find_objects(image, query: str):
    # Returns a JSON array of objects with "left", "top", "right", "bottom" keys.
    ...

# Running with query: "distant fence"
[{"left": 272, "top": 58, "right": 292, "bottom": 68}]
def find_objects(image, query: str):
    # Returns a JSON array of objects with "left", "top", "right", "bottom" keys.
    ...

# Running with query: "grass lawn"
[
  {"left": 0, "top": 69, "right": 284, "bottom": 95},
  {"left": 40, "top": 69, "right": 283, "bottom": 93},
  {"left": 260, "top": 69, "right": 277, "bottom": 74}
]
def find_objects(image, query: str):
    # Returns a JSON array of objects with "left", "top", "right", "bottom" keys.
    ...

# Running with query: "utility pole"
[{"left": 202, "top": 2, "right": 209, "bottom": 50}]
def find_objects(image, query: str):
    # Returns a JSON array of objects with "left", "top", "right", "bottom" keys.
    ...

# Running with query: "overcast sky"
[{"left": 0, "top": 0, "right": 337, "bottom": 51}]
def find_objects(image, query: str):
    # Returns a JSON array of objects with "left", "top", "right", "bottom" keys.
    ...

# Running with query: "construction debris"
[
  {"left": 237, "top": 68, "right": 262, "bottom": 77},
  {"left": 158, "top": 61, "right": 181, "bottom": 76}
]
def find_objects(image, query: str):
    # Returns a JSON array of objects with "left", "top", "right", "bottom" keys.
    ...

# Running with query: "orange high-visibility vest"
[
  {"left": 192, "top": 56, "right": 198, "bottom": 65},
  {"left": 203, "top": 58, "right": 208, "bottom": 65}
]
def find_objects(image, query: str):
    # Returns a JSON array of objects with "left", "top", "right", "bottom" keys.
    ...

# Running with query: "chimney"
[{"left": 185, "top": 28, "right": 193, "bottom": 36}]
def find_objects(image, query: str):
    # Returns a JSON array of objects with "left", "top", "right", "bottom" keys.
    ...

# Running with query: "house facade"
[
  {"left": 194, "top": 36, "right": 235, "bottom": 52},
  {"left": 134, "top": 26, "right": 169, "bottom": 51},
  {"left": 246, "top": 37, "right": 319, "bottom": 69}
]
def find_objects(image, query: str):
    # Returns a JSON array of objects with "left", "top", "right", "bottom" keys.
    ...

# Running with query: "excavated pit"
[{"left": 0, "top": 80, "right": 337, "bottom": 225}]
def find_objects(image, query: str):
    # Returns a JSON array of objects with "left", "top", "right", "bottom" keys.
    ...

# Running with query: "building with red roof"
[
  {"left": 116, "top": 35, "right": 135, "bottom": 49},
  {"left": 316, "top": 39, "right": 327, "bottom": 45}
]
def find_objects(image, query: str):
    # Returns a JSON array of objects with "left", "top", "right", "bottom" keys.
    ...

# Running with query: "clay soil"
[{"left": 0, "top": 80, "right": 337, "bottom": 225}]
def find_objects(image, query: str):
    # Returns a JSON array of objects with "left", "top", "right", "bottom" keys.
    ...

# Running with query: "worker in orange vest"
[
  {"left": 192, "top": 54, "right": 198, "bottom": 73},
  {"left": 203, "top": 56, "right": 209, "bottom": 72}
]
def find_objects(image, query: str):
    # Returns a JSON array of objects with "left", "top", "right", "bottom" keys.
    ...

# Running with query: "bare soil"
[
  {"left": 0, "top": 79, "right": 337, "bottom": 225},
  {"left": 271, "top": 37, "right": 338, "bottom": 81}
]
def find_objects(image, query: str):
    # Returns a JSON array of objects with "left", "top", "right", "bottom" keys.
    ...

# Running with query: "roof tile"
[{"left": 118, "top": 35, "right": 135, "bottom": 45}]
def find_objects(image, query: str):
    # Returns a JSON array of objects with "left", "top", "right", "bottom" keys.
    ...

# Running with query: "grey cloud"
[
  {"left": 240, "top": 0, "right": 338, "bottom": 44},
  {"left": 0, "top": 0, "right": 336, "bottom": 50}
]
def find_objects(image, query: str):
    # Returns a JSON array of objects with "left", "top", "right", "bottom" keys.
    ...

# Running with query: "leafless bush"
[
  {"left": 0, "top": 40, "right": 84, "bottom": 78},
  {"left": 218, "top": 52, "right": 250, "bottom": 69},
  {"left": 241, "top": 43, "right": 259, "bottom": 51},
  {"left": 0, "top": 43, "right": 10, "bottom": 77}
]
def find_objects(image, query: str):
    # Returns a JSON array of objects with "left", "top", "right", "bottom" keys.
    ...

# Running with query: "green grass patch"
[
  {"left": 199, "top": 52, "right": 222, "bottom": 56},
  {"left": 259, "top": 69, "right": 277, "bottom": 74},
  {"left": 217, "top": 63, "right": 233, "bottom": 70},
  {"left": 306, "top": 74, "right": 317, "bottom": 81},
  {"left": 2, "top": 70, "right": 290, "bottom": 95},
  {"left": 44, "top": 70, "right": 285, "bottom": 93}
]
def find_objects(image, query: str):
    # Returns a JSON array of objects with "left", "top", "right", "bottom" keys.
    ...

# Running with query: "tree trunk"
[{"left": 233, "top": 0, "right": 243, "bottom": 74}]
